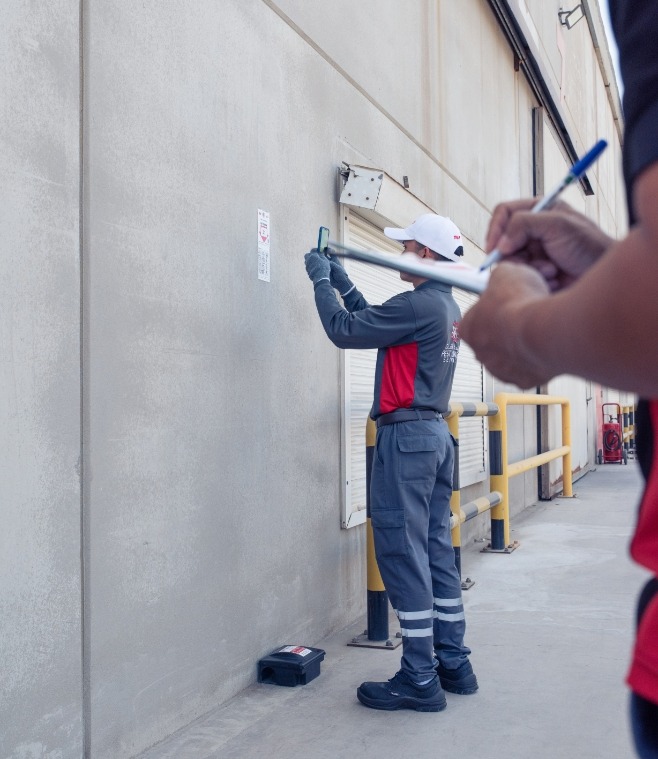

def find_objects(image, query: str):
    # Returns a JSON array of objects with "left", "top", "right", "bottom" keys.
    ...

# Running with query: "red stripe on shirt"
[
  {"left": 379, "top": 343, "right": 418, "bottom": 414},
  {"left": 627, "top": 399, "right": 658, "bottom": 704},
  {"left": 630, "top": 400, "right": 658, "bottom": 575},
  {"left": 628, "top": 593, "right": 658, "bottom": 704}
]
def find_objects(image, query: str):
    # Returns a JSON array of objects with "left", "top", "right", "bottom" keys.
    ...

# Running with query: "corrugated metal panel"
[{"left": 341, "top": 212, "right": 485, "bottom": 528}]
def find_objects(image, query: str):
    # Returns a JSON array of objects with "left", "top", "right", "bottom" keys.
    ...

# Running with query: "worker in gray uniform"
[{"left": 304, "top": 213, "right": 478, "bottom": 712}]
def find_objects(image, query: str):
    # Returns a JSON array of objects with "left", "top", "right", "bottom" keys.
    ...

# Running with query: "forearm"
[
  {"left": 313, "top": 281, "right": 414, "bottom": 350},
  {"left": 341, "top": 286, "right": 369, "bottom": 312},
  {"left": 314, "top": 281, "right": 372, "bottom": 349},
  {"left": 520, "top": 226, "right": 658, "bottom": 395},
  {"left": 474, "top": 163, "right": 658, "bottom": 395},
  {"left": 313, "top": 281, "right": 349, "bottom": 345}
]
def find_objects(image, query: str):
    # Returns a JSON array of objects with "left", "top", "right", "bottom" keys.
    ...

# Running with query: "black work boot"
[
  {"left": 436, "top": 659, "right": 478, "bottom": 695},
  {"left": 356, "top": 670, "right": 447, "bottom": 712}
]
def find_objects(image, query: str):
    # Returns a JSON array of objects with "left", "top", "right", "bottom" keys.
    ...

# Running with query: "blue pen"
[{"left": 479, "top": 138, "right": 608, "bottom": 271}]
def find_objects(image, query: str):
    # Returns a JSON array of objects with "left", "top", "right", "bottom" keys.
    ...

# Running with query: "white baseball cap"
[{"left": 384, "top": 213, "right": 464, "bottom": 262}]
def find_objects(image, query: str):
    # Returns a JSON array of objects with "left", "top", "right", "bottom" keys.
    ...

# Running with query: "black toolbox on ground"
[{"left": 257, "top": 645, "right": 326, "bottom": 687}]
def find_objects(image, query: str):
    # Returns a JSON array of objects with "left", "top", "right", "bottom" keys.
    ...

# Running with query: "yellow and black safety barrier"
[
  {"left": 488, "top": 392, "right": 573, "bottom": 552},
  {"left": 444, "top": 402, "right": 500, "bottom": 577},
  {"left": 362, "top": 416, "right": 389, "bottom": 643},
  {"left": 359, "top": 393, "right": 573, "bottom": 643}
]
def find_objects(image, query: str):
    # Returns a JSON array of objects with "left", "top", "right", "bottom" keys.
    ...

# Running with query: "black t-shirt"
[
  {"left": 610, "top": 0, "right": 658, "bottom": 222},
  {"left": 609, "top": 1, "right": 658, "bottom": 483}
]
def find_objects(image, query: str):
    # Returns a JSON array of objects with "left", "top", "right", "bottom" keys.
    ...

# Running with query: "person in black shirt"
[{"left": 460, "top": 1, "right": 658, "bottom": 755}]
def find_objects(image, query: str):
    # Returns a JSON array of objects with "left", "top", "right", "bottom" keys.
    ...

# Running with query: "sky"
[{"left": 596, "top": 0, "right": 623, "bottom": 94}]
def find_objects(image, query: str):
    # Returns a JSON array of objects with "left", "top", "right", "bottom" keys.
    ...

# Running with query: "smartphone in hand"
[{"left": 317, "top": 226, "right": 330, "bottom": 256}]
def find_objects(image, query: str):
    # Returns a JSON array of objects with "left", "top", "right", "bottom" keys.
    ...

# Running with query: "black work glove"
[{"left": 328, "top": 253, "right": 356, "bottom": 296}]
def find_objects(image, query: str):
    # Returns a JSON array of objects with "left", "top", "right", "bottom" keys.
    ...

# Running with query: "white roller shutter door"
[{"left": 340, "top": 211, "right": 485, "bottom": 529}]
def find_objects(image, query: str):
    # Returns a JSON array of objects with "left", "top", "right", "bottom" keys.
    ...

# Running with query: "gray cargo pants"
[{"left": 370, "top": 417, "right": 471, "bottom": 682}]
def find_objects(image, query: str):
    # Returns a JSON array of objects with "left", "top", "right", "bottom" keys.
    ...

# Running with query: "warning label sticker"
[{"left": 278, "top": 645, "right": 312, "bottom": 657}]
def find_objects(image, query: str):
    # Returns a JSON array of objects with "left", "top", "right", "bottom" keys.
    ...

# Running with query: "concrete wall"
[
  {"left": 83, "top": 2, "right": 368, "bottom": 755},
  {"left": 0, "top": 1, "right": 626, "bottom": 757},
  {"left": 0, "top": 2, "right": 83, "bottom": 756}
]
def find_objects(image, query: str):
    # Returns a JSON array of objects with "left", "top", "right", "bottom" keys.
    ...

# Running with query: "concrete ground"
[{"left": 140, "top": 462, "right": 650, "bottom": 759}]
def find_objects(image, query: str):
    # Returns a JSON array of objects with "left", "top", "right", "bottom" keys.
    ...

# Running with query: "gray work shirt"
[{"left": 313, "top": 278, "right": 461, "bottom": 418}]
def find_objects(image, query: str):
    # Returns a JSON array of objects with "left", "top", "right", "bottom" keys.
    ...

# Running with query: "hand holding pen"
[{"left": 479, "top": 139, "right": 608, "bottom": 272}]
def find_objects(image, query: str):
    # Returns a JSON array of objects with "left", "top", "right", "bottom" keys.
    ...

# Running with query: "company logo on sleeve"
[{"left": 442, "top": 321, "right": 460, "bottom": 363}]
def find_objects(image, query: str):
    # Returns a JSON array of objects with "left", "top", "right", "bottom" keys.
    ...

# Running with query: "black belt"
[{"left": 376, "top": 409, "right": 442, "bottom": 427}]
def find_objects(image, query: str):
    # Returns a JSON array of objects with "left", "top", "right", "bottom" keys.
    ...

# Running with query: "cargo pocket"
[
  {"left": 397, "top": 434, "right": 440, "bottom": 482},
  {"left": 370, "top": 508, "right": 408, "bottom": 558}
]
